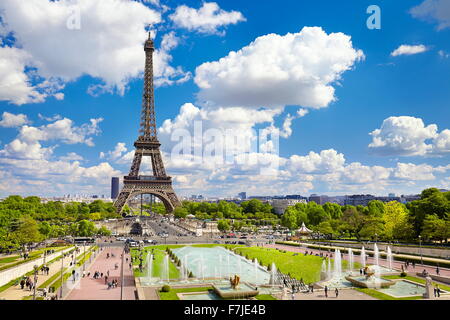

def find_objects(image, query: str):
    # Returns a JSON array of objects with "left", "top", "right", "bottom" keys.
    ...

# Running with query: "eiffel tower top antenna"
[{"left": 138, "top": 32, "right": 158, "bottom": 143}]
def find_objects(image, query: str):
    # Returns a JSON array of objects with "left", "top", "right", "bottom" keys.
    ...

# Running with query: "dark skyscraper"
[{"left": 111, "top": 177, "right": 119, "bottom": 199}]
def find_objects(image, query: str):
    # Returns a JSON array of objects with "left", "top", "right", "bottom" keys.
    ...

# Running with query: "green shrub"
[
  {"left": 400, "top": 272, "right": 407, "bottom": 277},
  {"left": 161, "top": 285, "right": 171, "bottom": 292},
  {"left": 188, "top": 271, "right": 194, "bottom": 278}
]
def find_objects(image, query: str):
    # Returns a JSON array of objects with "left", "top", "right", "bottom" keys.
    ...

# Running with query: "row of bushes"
[{"left": 165, "top": 247, "right": 194, "bottom": 278}]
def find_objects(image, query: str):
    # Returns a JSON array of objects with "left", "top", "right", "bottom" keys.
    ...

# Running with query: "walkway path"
[
  {"left": 266, "top": 243, "right": 450, "bottom": 278},
  {"left": 65, "top": 247, "right": 136, "bottom": 300},
  {"left": 0, "top": 248, "right": 79, "bottom": 300},
  {"left": 274, "top": 288, "right": 377, "bottom": 300}
]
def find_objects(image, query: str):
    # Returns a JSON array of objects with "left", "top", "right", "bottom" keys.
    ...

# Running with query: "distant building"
[
  {"left": 271, "top": 199, "right": 307, "bottom": 215},
  {"left": 238, "top": 192, "right": 247, "bottom": 200},
  {"left": 285, "top": 194, "right": 308, "bottom": 200},
  {"left": 308, "top": 194, "right": 329, "bottom": 205},
  {"left": 388, "top": 193, "right": 396, "bottom": 198},
  {"left": 111, "top": 177, "right": 119, "bottom": 199},
  {"left": 399, "top": 194, "right": 421, "bottom": 204},
  {"left": 344, "top": 194, "right": 401, "bottom": 206}
]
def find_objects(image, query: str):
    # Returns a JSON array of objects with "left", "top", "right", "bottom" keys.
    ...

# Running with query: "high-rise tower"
[{"left": 113, "top": 33, "right": 181, "bottom": 214}]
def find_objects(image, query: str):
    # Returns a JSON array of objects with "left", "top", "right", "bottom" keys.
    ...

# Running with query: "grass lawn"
[
  {"left": 255, "top": 294, "right": 277, "bottom": 300},
  {"left": 132, "top": 247, "right": 180, "bottom": 279},
  {"left": 0, "top": 255, "right": 20, "bottom": 264},
  {"left": 158, "top": 286, "right": 212, "bottom": 300},
  {"left": 233, "top": 246, "right": 343, "bottom": 284}
]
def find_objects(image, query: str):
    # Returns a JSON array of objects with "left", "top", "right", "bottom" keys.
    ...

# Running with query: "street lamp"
[
  {"left": 82, "top": 241, "right": 86, "bottom": 272},
  {"left": 32, "top": 265, "right": 39, "bottom": 300},
  {"left": 59, "top": 253, "right": 64, "bottom": 299},
  {"left": 120, "top": 243, "right": 127, "bottom": 300},
  {"left": 419, "top": 235, "right": 423, "bottom": 266}
]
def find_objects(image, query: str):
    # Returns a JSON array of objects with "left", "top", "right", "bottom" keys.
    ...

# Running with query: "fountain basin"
[
  {"left": 212, "top": 283, "right": 259, "bottom": 299},
  {"left": 345, "top": 275, "right": 395, "bottom": 289}
]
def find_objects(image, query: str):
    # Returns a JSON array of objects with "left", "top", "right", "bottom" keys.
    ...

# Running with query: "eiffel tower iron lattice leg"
[{"left": 113, "top": 33, "right": 181, "bottom": 215}]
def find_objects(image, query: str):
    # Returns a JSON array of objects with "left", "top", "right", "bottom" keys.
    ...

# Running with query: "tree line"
[
  {"left": 280, "top": 188, "right": 449, "bottom": 243},
  {"left": 0, "top": 196, "right": 119, "bottom": 252}
]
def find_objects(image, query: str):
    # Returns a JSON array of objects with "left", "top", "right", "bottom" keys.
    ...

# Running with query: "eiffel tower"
[{"left": 113, "top": 33, "right": 181, "bottom": 215}]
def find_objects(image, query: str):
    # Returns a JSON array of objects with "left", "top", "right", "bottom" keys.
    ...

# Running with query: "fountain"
[
  {"left": 374, "top": 243, "right": 379, "bottom": 267},
  {"left": 333, "top": 249, "right": 342, "bottom": 279},
  {"left": 327, "top": 257, "right": 332, "bottom": 280},
  {"left": 361, "top": 246, "right": 366, "bottom": 267},
  {"left": 321, "top": 260, "right": 327, "bottom": 280},
  {"left": 146, "top": 253, "right": 153, "bottom": 283},
  {"left": 163, "top": 254, "right": 169, "bottom": 283},
  {"left": 348, "top": 248, "right": 354, "bottom": 274},
  {"left": 254, "top": 259, "right": 259, "bottom": 284},
  {"left": 269, "top": 262, "right": 277, "bottom": 285},
  {"left": 387, "top": 246, "right": 393, "bottom": 270}
]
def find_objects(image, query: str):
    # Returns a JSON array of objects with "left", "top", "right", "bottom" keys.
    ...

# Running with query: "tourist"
[
  {"left": 434, "top": 286, "right": 437, "bottom": 297},
  {"left": 359, "top": 268, "right": 362, "bottom": 275},
  {"left": 412, "top": 261, "right": 415, "bottom": 269},
  {"left": 105, "top": 275, "right": 108, "bottom": 284},
  {"left": 436, "top": 266, "right": 440, "bottom": 275},
  {"left": 437, "top": 286, "right": 441, "bottom": 298},
  {"left": 20, "top": 279, "right": 25, "bottom": 289},
  {"left": 324, "top": 286, "right": 328, "bottom": 298},
  {"left": 100, "top": 272, "right": 103, "bottom": 278},
  {"left": 335, "top": 288, "right": 339, "bottom": 298},
  {"left": 107, "top": 270, "right": 110, "bottom": 277}
]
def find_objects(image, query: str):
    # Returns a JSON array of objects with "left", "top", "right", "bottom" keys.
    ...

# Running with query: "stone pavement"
[
  {"left": 267, "top": 243, "right": 450, "bottom": 278},
  {"left": 274, "top": 288, "right": 377, "bottom": 300},
  {"left": 65, "top": 247, "right": 136, "bottom": 300},
  {"left": 0, "top": 249, "right": 78, "bottom": 300}
]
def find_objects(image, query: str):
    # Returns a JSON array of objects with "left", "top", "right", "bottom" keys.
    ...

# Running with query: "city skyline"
[{"left": 0, "top": 0, "right": 449, "bottom": 199}]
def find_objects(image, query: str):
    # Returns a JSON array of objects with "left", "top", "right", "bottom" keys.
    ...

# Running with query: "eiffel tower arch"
[{"left": 113, "top": 33, "right": 181, "bottom": 215}]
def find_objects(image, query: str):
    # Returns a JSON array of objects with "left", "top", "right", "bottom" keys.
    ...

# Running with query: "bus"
[{"left": 73, "top": 237, "right": 96, "bottom": 244}]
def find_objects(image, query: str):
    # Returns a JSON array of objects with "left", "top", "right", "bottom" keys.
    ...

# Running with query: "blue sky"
[{"left": 0, "top": 0, "right": 449, "bottom": 198}]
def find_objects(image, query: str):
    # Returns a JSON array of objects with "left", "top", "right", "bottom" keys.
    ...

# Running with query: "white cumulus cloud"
[
  {"left": 169, "top": 2, "right": 245, "bottom": 35},
  {"left": 369, "top": 116, "right": 450, "bottom": 156},
  {"left": 0, "top": 112, "right": 30, "bottom": 128},
  {"left": 0, "top": 0, "right": 189, "bottom": 104},
  {"left": 410, "top": 0, "right": 450, "bottom": 30},
  {"left": 391, "top": 44, "right": 428, "bottom": 56},
  {"left": 194, "top": 26, "right": 364, "bottom": 109}
]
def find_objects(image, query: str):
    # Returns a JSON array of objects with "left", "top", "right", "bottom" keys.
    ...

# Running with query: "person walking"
[
  {"left": 436, "top": 266, "right": 440, "bottom": 275},
  {"left": 105, "top": 275, "right": 108, "bottom": 284},
  {"left": 335, "top": 288, "right": 339, "bottom": 298},
  {"left": 324, "top": 286, "right": 328, "bottom": 298}
]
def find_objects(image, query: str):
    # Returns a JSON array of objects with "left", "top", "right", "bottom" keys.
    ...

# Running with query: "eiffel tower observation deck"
[{"left": 113, "top": 33, "right": 181, "bottom": 214}]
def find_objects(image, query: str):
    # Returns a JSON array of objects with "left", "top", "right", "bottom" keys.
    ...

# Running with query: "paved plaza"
[{"left": 65, "top": 247, "right": 136, "bottom": 300}]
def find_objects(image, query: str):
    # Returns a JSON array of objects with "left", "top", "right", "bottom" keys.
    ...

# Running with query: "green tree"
[
  {"left": 217, "top": 220, "right": 231, "bottom": 232},
  {"left": 382, "top": 201, "right": 413, "bottom": 240},
  {"left": 12, "top": 216, "right": 42, "bottom": 249}
]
